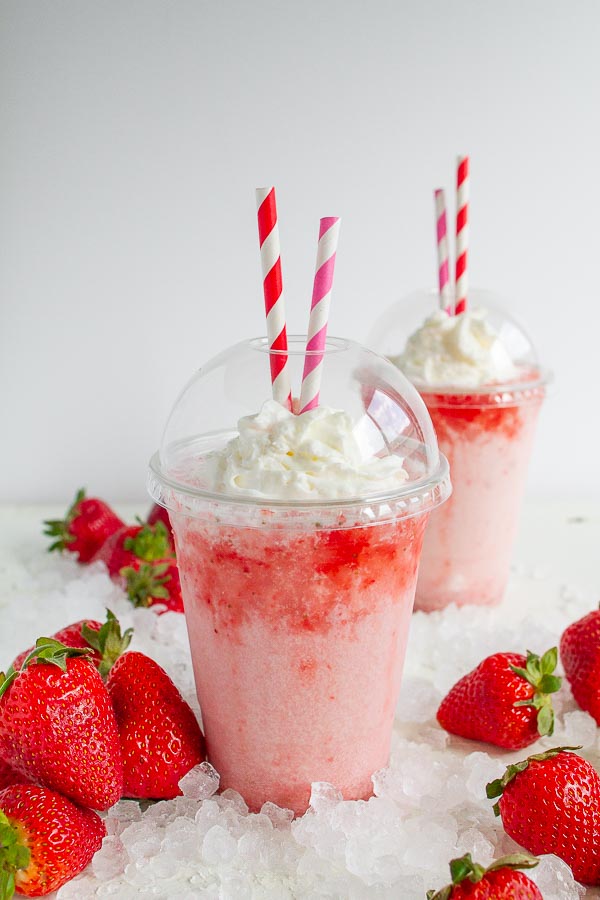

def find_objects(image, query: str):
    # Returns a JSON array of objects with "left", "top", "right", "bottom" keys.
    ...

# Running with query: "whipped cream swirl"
[
  {"left": 206, "top": 400, "right": 408, "bottom": 500},
  {"left": 392, "top": 308, "right": 519, "bottom": 389}
]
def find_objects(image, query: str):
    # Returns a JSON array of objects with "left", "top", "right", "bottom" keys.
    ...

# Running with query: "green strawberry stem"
[
  {"left": 486, "top": 746, "right": 583, "bottom": 815},
  {"left": 42, "top": 488, "right": 85, "bottom": 553},
  {"left": 426, "top": 852, "right": 539, "bottom": 900},
  {"left": 509, "top": 647, "right": 562, "bottom": 737},
  {"left": 449, "top": 854, "right": 487, "bottom": 885},
  {"left": 123, "top": 521, "right": 172, "bottom": 562},
  {"left": 121, "top": 563, "right": 171, "bottom": 608},
  {"left": 82, "top": 610, "right": 133, "bottom": 679},
  {"left": 0, "top": 639, "right": 93, "bottom": 699},
  {"left": 0, "top": 810, "right": 31, "bottom": 900}
]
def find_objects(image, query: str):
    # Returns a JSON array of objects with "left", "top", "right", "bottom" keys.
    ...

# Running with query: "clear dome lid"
[
  {"left": 148, "top": 335, "right": 451, "bottom": 524},
  {"left": 368, "top": 288, "right": 550, "bottom": 398}
]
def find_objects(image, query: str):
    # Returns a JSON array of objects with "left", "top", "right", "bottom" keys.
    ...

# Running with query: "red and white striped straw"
[
  {"left": 256, "top": 187, "right": 292, "bottom": 409},
  {"left": 299, "top": 217, "right": 341, "bottom": 414},
  {"left": 434, "top": 189, "right": 452, "bottom": 314},
  {"left": 454, "top": 155, "right": 470, "bottom": 315}
]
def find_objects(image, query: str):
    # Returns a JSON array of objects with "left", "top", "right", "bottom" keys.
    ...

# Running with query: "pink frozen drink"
[
  {"left": 416, "top": 382, "right": 545, "bottom": 610},
  {"left": 149, "top": 337, "right": 450, "bottom": 814},
  {"left": 383, "top": 292, "right": 548, "bottom": 611}
]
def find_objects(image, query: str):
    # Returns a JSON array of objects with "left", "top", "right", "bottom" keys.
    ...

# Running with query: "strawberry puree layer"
[
  {"left": 173, "top": 513, "right": 428, "bottom": 815},
  {"left": 415, "top": 390, "right": 544, "bottom": 611}
]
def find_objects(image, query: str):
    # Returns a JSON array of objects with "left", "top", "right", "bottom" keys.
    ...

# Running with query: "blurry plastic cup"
[
  {"left": 148, "top": 335, "right": 450, "bottom": 815},
  {"left": 369, "top": 289, "right": 550, "bottom": 612}
]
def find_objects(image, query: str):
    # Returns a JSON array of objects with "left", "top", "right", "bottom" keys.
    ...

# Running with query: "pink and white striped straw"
[
  {"left": 256, "top": 187, "right": 292, "bottom": 409},
  {"left": 434, "top": 189, "right": 452, "bottom": 314},
  {"left": 299, "top": 217, "right": 341, "bottom": 414},
  {"left": 454, "top": 155, "right": 470, "bottom": 315}
]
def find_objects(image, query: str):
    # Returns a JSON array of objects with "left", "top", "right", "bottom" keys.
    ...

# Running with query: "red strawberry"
[
  {"left": 43, "top": 489, "right": 124, "bottom": 563},
  {"left": 147, "top": 503, "right": 173, "bottom": 538},
  {"left": 0, "top": 759, "right": 31, "bottom": 791},
  {"left": 426, "top": 852, "right": 541, "bottom": 899},
  {"left": 487, "top": 747, "right": 600, "bottom": 885},
  {"left": 560, "top": 607, "right": 600, "bottom": 723},
  {"left": 437, "top": 648, "right": 561, "bottom": 749},
  {"left": 11, "top": 610, "right": 133, "bottom": 678},
  {"left": 121, "top": 559, "right": 184, "bottom": 614},
  {"left": 0, "top": 783, "right": 105, "bottom": 896},
  {"left": 107, "top": 651, "right": 204, "bottom": 799},
  {"left": 91, "top": 521, "right": 173, "bottom": 577},
  {"left": 0, "top": 639, "right": 123, "bottom": 810}
]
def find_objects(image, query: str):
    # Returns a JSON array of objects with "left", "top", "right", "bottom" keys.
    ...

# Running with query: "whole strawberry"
[
  {"left": 91, "top": 520, "right": 173, "bottom": 578},
  {"left": 11, "top": 610, "right": 133, "bottom": 678},
  {"left": 437, "top": 648, "right": 561, "bottom": 749},
  {"left": 487, "top": 747, "right": 600, "bottom": 885},
  {"left": 0, "top": 639, "right": 123, "bottom": 810},
  {"left": 560, "top": 607, "right": 600, "bottom": 723},
  {"left": 0, "top": 783, "right": 105, "bottom": 896},
  {"left": 107, "top": 651, "right": 204, "bottom": 799},
  {"left": 426, "top": 852, "right": 541, "bottom": 899},
  {"left": 121, "top": 559, "right": 184, "bottom": 614},
  {"left": 43, "top": 489, "right": 124, "bottom": 563},
  {"left": 147, "top": 503, "right": 173, "bottom": 539}
]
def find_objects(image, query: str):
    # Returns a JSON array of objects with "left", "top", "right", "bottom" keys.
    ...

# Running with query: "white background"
[{"left": 1, "top": 0, "right": 599, "bottom": 504}]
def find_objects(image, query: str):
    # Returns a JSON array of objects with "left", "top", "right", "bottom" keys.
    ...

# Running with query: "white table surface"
[{"left": 1, "top": 499, "right": 599, "bottom": 898}]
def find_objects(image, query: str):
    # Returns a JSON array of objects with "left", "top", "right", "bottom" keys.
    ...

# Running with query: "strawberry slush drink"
[
  {"left": 149, "top": 337, "right": 450, "bottom": 815},
  {"left": 392, "top": 305, "right": 547, "bottom": 611}
]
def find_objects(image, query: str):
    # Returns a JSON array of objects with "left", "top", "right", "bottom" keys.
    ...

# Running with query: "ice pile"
[{"left": 0, "top": 542, "right": 598, "bottom": 898}]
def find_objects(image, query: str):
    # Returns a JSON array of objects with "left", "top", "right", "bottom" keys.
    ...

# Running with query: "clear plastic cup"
[
  {"left": 369, "top": 290, "right": 550, "bottom": 612},
  {"left": 148, "top": 336, "right": 450, "bottom": 815}
]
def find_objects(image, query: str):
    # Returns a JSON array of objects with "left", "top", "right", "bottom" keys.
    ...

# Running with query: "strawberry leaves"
[
  {"left": 448, "top": 854, "right": 486, "bottom": 884},
  {"left": 509, "top": 647, "right": 562, "bottom": 737},
  {"left": 0, "top": 639, "right": 93, "bottom": 699},
  {"left": 42, "top": 488, "right": 85, "bottom": 553},
  {"left": 484, "top": 852, "right": 539, "bottom": 874},
  {"left": 121, "top": 563, "right": 171, "bottom": 608},
  {"left": 0, "top": 809, "right": 30, "bottom": 900},
  {"left": 81, "top": 610, "right": 133, "bottom": 679},
  {"left": 123, "top": 521, "right": 172, "bottom": 563}
]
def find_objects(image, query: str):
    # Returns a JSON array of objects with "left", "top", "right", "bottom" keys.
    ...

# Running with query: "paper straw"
[
  {"left": 434, "top": 189, "right": 452, "bottom": 314},
  {"left": 256, "top": 187, "right": 292, "bottom": 409},
  {"left": 454, "top": 155, "right": 470, "bottom": 315},
  {"left": 299, "top": 217, "right": 341, "bottom": 414}
]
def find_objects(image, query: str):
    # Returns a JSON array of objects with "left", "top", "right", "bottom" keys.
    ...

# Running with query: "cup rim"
[
  {"left": 148, "top": 448, "right": 451, "bottom": 516},
  {"left": 412, "top": 367, "right": 552, "bottom": 399}
]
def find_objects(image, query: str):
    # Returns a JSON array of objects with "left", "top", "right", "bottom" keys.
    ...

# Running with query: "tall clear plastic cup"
[
  {"left": 369, "top": 290, "right": 550, "bottom": 612},
  {"left": 148, "top": 336, "right": 450, "bottom": 815}
]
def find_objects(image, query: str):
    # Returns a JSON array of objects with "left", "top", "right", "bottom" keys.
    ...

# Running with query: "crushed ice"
[{"left": 0, "top": 541, "right": 597, "bottom": 898}]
